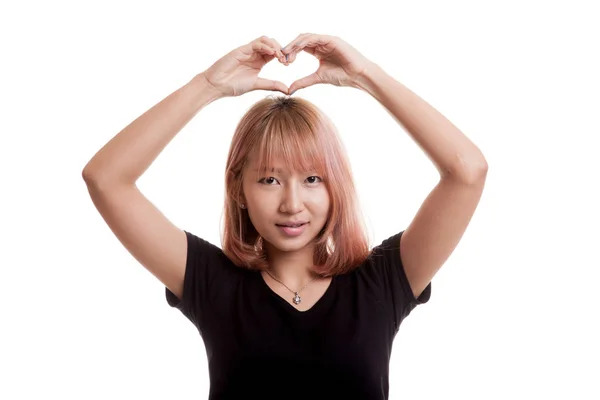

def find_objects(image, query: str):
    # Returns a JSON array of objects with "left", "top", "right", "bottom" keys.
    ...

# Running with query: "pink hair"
[{"left": 220, "top": 96, "right": 371, "bottom": 276}]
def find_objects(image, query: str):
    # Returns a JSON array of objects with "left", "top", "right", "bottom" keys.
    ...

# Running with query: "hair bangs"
[{"left": 253, "top": 110, "right": 328, "bottom": 181}]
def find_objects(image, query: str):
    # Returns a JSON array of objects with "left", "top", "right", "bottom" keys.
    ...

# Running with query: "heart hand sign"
[{"left": 201, "top": 34, "right": 374, "bottom": 97}]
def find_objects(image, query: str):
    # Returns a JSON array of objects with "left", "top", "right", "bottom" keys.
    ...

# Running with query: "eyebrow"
[
  {"left": 251, "top": 166, "right": 318, "bottom": 175},
  {"left": 252, "top": 167, "right": 285, "bottom": 173}
]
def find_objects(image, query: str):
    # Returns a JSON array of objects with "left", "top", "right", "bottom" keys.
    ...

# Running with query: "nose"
[{"left": 280, "top": 182, "right": 304, "bottom": 214}]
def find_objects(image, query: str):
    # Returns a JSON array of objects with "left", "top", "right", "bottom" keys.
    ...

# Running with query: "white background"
[{"left": 1, "top": 0, "right": 599, "bottom": 399}]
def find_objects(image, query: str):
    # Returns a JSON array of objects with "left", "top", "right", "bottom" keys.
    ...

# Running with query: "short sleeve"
[
  {"left": 369, "top": 230, "right": 431, "bottom": 330},
  {"left": 165, "top": 230, "right": 237, "bottom": 329}
]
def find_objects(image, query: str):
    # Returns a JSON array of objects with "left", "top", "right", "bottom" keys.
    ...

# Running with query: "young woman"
[{"left": 83, "top": 33, "right": 488, "bottom": 399}]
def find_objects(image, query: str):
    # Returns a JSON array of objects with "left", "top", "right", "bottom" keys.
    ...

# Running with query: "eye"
[
  {"left": 306, "top": 176, "right": 323, "bottom": 184},
  {"left": 258, "top": 176, "right": 280, "bottom": 185},
  {"left": 258, "top": 176, "right": 323, "bottom": 185}
]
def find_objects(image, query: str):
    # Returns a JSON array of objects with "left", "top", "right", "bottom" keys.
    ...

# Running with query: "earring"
[{"left": 240, "top": 204, "right": 246, "bottom": 209}]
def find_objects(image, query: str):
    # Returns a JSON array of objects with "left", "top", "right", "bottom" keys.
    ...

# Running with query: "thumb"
[
  {"left": 288, "top": 73, "right": 321, "bottom": 95},
  {"left": 252, "top": 78, "right": 289, "bottom": 95}
]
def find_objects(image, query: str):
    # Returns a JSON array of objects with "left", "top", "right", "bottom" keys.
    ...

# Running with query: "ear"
[{"left": 237, "top": 192, "right": 247, "bottom": 207}]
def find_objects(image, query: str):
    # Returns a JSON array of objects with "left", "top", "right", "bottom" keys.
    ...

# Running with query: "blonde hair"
[{"left": 220, "top": 95, "right": 371, "bottom": 276}]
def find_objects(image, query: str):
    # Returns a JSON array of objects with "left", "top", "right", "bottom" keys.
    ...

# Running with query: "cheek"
[
  {"left": 313, "top": 192, "right": 331, "bottom": 215},
  {"left": 248, "top": 198, "right": 274, "bottom": 222}
]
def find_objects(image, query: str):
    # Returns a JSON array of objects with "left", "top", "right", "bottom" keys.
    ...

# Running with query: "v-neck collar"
[{"left": 255, "top": 271, "right": 337, "bottom": 316}]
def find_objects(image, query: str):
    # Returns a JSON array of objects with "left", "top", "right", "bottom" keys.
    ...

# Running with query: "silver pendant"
[{"left": 293, "top": 293, "right": 301, "bottom": 304}]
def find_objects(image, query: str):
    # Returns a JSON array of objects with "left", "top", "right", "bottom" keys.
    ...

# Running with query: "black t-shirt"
[{"left": 166, "top": 230, "right": 431, "bottom": 399}]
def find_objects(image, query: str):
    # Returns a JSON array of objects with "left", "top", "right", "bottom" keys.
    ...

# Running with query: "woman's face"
[{"left": 241, "top": 152, "right": 330, "bottom": 254}]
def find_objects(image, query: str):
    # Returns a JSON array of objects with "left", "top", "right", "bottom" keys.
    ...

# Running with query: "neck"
[
  {"left": 263, "top": 243, "right": 320, "bottom": 287},
  {"left": 264, "top": 267, "right": 321, "bottom": 288}
]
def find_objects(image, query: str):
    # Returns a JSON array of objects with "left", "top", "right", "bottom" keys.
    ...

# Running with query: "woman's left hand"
[{"left": 281, "top": 34, "right": 374, "bottom": 95}]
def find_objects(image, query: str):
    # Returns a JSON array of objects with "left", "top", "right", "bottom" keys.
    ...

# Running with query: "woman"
[{"left": 83, "top": 34, "right": 488, "bottom": 399}]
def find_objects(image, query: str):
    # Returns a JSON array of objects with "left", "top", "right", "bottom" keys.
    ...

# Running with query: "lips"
[
  {"left": 276, "top": 222, "right": 309, "bottom": 237},
  {"left": 276, "top": 222, "right": 307, "bottom": 228}
]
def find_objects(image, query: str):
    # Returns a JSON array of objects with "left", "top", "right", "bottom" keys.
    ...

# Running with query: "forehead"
[
  {"left": 245, "top": 147, "right": 319, "bottom": 175},
  {"left": 249, "top": 163, "right": 290, "bottom": 175},
  {"left": 247, "top": 151, "right": 288, "bottom": 170}
]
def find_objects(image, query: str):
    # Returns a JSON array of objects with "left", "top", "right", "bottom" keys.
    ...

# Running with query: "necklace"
[{"left": 264, "top": 269, "right": 320, "bottom": 305}]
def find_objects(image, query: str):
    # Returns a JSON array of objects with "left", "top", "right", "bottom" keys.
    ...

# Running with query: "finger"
[
  {"left": 252, "top": 36, "right": 277, "bottom": 57},
  {"left": 256, "top": 44, "right": 276, "bottom": 56},
  {"left": 281, "top": 33, "right": 310, "bottom": 54},
  {"left": 242, "top": 38, "right": 272, "bottom": 55},
  {"left": 287, "top": 49, "right": 300, "bottom": 63},
  {"left": 288, "top": 73, "right": 321, "bottom": 95},
  {"left": 259, "top": 36, "right": 286, "bottom": 63},
  {"left": 283, "top": 34, "right": 332, "bottom": 64},
  {"left": 253, "top": 78, "right": 289, "bottom": 94},
  {"left": 282, "top": 33, "right": 330, "bottom": 55},
  {"left": 250, "top": 39, "right": 278, "bottom": 58},
  {"left": 287, "top": 36, "right": 324, "bottom": 63}
]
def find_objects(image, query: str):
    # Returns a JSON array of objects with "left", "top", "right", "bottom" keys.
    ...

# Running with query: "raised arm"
[
  {"left": 82, "top": 74, "right": 221, "bottom": 299},
  {"left": 82, "top": 36, "right": 290, "bottom": 300}
]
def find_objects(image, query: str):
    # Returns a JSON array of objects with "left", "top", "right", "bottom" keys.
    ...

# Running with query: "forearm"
[
  {"left": 354, "top": 63, "right": 488, "bottom": 182},
  {"left": 82, "top": 73, "right": 221, "bottom": 186}
]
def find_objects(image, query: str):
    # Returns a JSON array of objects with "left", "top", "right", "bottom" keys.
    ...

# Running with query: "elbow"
[
  {"left": 82, "top": 166, "right": 99, "bottom": 184},
  {"left": 444, "top": 157, "right": 489, "bottom": 184}
]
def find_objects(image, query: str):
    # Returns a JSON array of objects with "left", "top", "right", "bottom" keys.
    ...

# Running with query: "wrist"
[
  {"left": 188, "top": 73, "right": 224, "bottom": 105},
  {"left": 352, "top": 62, "right": 386, "bottom": 95}
]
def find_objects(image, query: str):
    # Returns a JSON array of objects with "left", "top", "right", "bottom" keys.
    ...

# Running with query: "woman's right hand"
[{"left": 201, "top": 36, "right": 289, "bottom": 98}]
